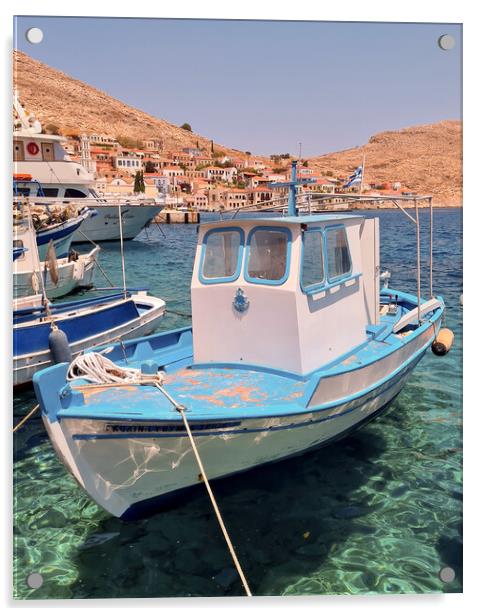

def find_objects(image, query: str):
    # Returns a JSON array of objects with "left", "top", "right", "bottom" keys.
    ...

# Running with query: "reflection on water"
[{"left": 13, "top": 209, "right": 462, "bottom": 598}]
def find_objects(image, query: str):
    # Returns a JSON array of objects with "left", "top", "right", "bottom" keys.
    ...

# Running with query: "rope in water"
[
  {"left": 166, "top": 309, "right": 192, "bottom": 319},
  {"left": 74, "top": 229, "right": 115, "bottom": 288},
  {"left": 67, "top": 352, "right": 252, "bottom": 596},
  {"left": 13, "top": 404, "right": 39, "bottom": 433},
  {"left": 154, "top": 381, "right": 252, "bottom": 597}
]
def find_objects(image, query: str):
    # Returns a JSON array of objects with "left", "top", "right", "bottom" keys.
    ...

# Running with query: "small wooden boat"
[
  {"left": 32, "top": 163, "right": 452, "bottom": 519},
  {"left": 14, "top": 290, "right": 166, "bottom": 387},
  {"left": 13, "top": 221, "right": 99, "bottom": 299}
]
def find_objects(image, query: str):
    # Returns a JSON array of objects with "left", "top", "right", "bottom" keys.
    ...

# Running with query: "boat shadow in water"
[{"left": 69, "top": 414, "right": 390, "bottom": 598}]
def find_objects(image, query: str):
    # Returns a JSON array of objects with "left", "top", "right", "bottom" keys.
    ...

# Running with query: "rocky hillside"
[
  {"left": 13, "top": 50, "right": 246, "bottom": 157},
  {"left": 14, "top": 50, "right": 461, "bottom": 205},
  {"left": 309, "top": 121, "right": 462, "bottom": 206}
]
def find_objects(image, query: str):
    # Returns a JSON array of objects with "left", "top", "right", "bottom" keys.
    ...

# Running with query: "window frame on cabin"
[
  {"left": 199, "top": 226, "right": 245, "bottom": 284},
  {"left": 244, "top": 226, "right": 292, "bottom": 286},
  {"left": 300, "top": 226, "right": 325, "bottom": 293},
  {"left": 325, "top": 224, "right": 353, "bottom": 283},
  {"left": 300, "top": 223, "right": 358, "bottom": 296}
]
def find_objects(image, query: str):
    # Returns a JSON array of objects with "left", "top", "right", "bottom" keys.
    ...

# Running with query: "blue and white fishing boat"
[
  {"left": 14, "top": 289, "right": 166, "bottom": 387},
  {"left": 34, "top": 207, "right": 95, "bottom": 260},
  {"left": 33, "top": 162, "right": 453, "bottom": 519}
]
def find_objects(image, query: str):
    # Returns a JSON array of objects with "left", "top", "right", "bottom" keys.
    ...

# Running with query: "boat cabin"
[
  {"left": 13, "top": 132, "right": 94, "bottom": 195},
  {"left": 191, "top": 214, "right": 380, "bottom": 375}
]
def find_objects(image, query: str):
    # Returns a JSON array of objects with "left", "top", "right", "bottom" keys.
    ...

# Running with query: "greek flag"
[{"left": 343, "top": 165, "right": 363, "bottom": 188}]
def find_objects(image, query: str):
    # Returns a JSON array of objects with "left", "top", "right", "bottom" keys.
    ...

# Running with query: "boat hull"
[
  {"left": 46, "top": 347, "right": 425, "bottom": 519},
  {"left": 13, "top": 246, "right": 99, "bottom": 299},
  {"left": 72, "top": 205, "right": 162, "bottom": 242},
  {"left": 36, "top": 217, "right": 85, "bottom": 260}
]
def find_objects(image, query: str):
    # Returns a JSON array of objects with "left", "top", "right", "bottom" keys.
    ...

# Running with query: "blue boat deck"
[
  {"left": 53, "top": 288, "right": 443, "bottom": 423},
  {"left": 62, "top": 366, "right": 306, "bottom": 422}
]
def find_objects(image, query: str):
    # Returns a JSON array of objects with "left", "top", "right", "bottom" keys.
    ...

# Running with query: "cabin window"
[
  {"left": 246, "top": 227, "right": 291, "bottom": 285},
  {"left": 42, "top": 188, "right": 59, "bottom": 197},
  {"left": 326, "top": 226, "right": 352, "bottom": 281},
  {"left": 301, "top": 229, "right": 324, "bottom": 290},
  {"left": 15, "top": 187, "right": 30, "bottom": 197},
  {"left": 64, "top": 188, "right": 87, "bottom": 198},
  {"left": 200, "top": 228, "right": 244, "bottom": 283}
]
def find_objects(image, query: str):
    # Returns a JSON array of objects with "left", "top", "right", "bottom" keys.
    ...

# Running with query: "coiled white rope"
[{"left": 67, "top": 352, "right": 145, "bottom": 384}]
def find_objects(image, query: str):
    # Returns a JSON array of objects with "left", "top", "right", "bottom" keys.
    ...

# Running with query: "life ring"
[{"left": 26, "top": 142, "right": 40, "bottom": 156}]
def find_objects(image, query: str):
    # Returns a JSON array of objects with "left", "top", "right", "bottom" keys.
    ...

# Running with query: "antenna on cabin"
[{"left": 269, "top": 160, "right": 315, "bottom": 217}]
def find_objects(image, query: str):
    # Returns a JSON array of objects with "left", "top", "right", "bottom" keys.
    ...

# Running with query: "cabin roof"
[
  {"left": 13, "top": 131, "right": 67, "bottom": 142},
  {"left": 201, "top": 213, "right": 364, "bottom": 229}
]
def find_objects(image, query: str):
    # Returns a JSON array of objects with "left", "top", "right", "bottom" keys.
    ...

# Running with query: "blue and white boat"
[
  {"left": 34, "top": 207, "right": 95, "bottom": 260},
  {"left": 14, "top": 290, "right": 166, "bottom": 387},
  {"left": 33, "top": 163, "right": 452, "bottom": 519}
]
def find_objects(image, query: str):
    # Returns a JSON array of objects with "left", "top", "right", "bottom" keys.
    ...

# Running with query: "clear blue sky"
[{"left": 14, "top": 17, "right": 462, "bottom": 157}]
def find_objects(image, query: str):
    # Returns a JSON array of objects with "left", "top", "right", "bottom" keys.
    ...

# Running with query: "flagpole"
[{"left": 359, "top": 154, "right": 365, "bottom": 195}]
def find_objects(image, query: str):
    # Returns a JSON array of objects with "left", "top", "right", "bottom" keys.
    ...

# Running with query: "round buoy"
[
  {"left": 432, "top": 328, "right": 454, "bottom": 356},
  {"left": 48, "top": 327, "right": 73, "bottom": 364}
]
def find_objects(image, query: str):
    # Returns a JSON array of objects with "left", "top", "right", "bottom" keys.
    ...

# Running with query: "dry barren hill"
[
  {"left": 13, "top": 50, "right": 246, "bottom": 157},
  {"left": 14, "top": 50, "right": 461, "bottom": 205},
  {"left": 309, "top": 121, "right": 462, "bottom": 206}
]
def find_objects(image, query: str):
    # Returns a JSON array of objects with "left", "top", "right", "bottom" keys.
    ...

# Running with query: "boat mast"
[
  {"left": 288, "top": 159, "right": 298, "bottom": 216},
  {"left": 270, "top": 159, "right": 315, "bottom": 216}
]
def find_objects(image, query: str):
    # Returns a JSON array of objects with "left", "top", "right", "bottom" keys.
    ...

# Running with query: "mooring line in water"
[
  {"left": 93, "top": 259, "right": 115, "bottom": 288},
  {"left": 13, "top": 404, "right": 39, "bottom": 433},
  {"left": 62, "top": 352, "right": 252, "bottom": 594},
  {"left": 166, "top": 308, "right": 192, "bottom": 318},
  {"left": 153, "top": 382, "right": 253, "bottom": 597}
]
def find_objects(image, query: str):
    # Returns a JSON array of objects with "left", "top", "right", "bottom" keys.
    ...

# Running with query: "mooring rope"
[
  {"left": 13, "top": 404, "right": 39, "bottom": 433},
  {"left": 152, "top": 382, "right": 252, "bottom": 597},
  {"left": 166, "top": 308, "right": 192, "bottom": 319},
  {"left": 66, "top": 352, "right": 252, "bottom": 596}
]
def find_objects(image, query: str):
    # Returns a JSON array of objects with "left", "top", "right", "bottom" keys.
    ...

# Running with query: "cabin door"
[{"left": 41, "top": 142, "right": 55, "bottom": 161}]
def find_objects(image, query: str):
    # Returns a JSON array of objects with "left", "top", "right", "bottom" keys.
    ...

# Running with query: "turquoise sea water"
[{"left": 13, "top": 208, "right": 462, "bottom": 599}]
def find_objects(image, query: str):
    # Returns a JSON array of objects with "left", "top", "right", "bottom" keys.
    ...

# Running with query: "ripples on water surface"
[{"left": 13, "top": 209, "right": 462, "bottom": 598}]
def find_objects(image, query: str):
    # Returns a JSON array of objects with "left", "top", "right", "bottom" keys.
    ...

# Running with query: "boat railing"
[{"left": 12, "top": 195, "right": 161, "bottom": 209}]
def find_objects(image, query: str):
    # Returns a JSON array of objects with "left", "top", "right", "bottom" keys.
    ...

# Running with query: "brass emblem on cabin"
[{"left": 233, "top": 288, "right": 249, "bottom": 313}]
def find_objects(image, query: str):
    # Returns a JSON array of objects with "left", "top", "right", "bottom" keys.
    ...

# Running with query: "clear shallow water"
[{"left": 13, "top": 208, "right": 462, "bottom": 598}]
